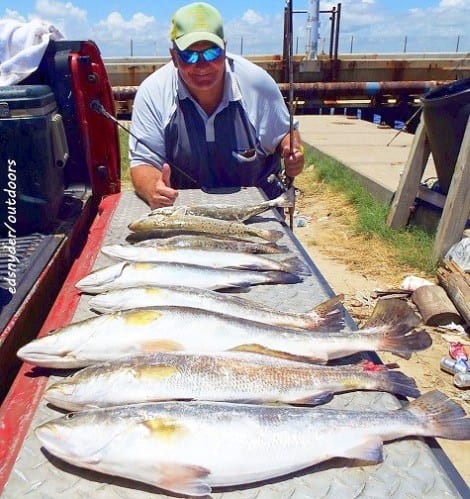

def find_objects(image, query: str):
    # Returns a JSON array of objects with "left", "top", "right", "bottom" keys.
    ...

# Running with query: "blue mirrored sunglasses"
[{"left": 176, "top": 46, "right": 223, "bottom": 64}]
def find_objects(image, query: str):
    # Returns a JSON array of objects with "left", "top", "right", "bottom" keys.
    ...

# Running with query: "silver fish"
[
  {"left": 147, "top": 188, "right": 294, "bottom": 222},
  {"left": 75, "top": 261, "right": 301, "bottom": 294},
  {"left": 128, "top": 213, "right": 284, "bottom": 242},
  {"left": 44, "top": 352, "right": 420, "bottom": 411},
  {"left": 17, "top": 298, "right": 431, "bottom": 368},
  {"left": 133, "top": 234, "right": 288, "bottom": 254},
  {"left": 101, "top": 245, "right": 312, "bottom": 275},
  {"left": 89, "top": 285, "right": 343, "bottom": 331},
  {"left": 35, "top": 392, "right": 470, "bottom": 496}
]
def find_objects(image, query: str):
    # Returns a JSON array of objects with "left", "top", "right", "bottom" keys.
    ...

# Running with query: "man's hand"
[
  {"left": 130, "top": 163, "right": 178, "bottom": 209},
  {"left": 282, "top": 144, "right": 304, "bottom": 178},
  {"left": 280, "top": 130, "right": 304, "bottom": 178}
]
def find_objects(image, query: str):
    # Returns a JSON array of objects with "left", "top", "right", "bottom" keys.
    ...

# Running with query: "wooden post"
[
  {"left": 432, "top": 116, "right": 470, "bottom": 261},
  {"left": 387, "top": 119, "right": 431, "bottom": 228},
  {"left": 411, "top": 284, "right": 462, "bottom": 326}
]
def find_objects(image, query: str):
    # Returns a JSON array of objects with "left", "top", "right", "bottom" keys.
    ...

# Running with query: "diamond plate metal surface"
[{"left": 3, "top": 189, "right": 465, "bottom": 498}]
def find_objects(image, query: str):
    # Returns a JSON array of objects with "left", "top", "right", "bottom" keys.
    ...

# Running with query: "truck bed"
[{"left": 0, "top": 188, "right": 467, "bottom": 497}]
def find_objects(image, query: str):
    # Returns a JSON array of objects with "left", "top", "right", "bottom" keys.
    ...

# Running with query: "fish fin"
[
  {"left": 404, "top": 390, "right": 470, "bottom": 440},
  {"left": 289, "top": 391, "right": 334, "bottom": 406},
  {"left": 228, "top": 344, "right": 326, "bottom": 363},
  {"left": 279, "top": 256, "right": 312, "bottom": 276},
  {"left": 159, "top": 462, "right": 211, "bottom": 496},
  {"left": 305, "top": 310, "right": 345, "bottom": 332},
  {"left": 341, "top": 436, "right": 384, "bottom": 463},
  {"left": 168, "top": 207, "right": 188, "bottom": 216}
]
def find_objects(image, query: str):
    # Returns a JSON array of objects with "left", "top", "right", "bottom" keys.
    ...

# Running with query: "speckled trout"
[
  {"left": 147, "top": 188, "right": 294, "bottom": 222},
  {"left": 35, "top": 392, "right": 470, "bottom": 496},
  {"left": 89, "top": 285, "right": 343, "bottom": 331},
  {"left": 101, "top": 245, "right": 311, "bottom": 275},
  {"left": 44, "top": 352, "right": 420, "bottom": 411},
  {"left": 128, "top": 213, "right": 284, "bottom": 242},
  {"left": 17, "top": 298, "right": 431, "bottom": 368},
  {"left": 133, "top": 234, "right": 287, "bottom": 254},
  {"left": 75, "top": 261, "right": 301, "bottom": 294}
]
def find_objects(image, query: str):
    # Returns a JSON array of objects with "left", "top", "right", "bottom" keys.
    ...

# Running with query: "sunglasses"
[{"left": 176, "top": 46, "right": 223, "bottom": 64}]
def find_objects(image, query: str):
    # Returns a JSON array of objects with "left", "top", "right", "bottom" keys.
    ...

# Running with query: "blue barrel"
[{"left": 421, "top": 77, "right": 470, "bottom": 194}]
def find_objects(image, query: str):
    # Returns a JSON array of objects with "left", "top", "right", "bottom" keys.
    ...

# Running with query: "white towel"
[{"left": 0, "top": 19, "right": 65, "bottom": 86}]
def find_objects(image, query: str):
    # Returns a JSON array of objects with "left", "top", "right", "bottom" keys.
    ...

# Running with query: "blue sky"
[{"left": 3, "top": 1, "right": 469, "bottom": 57}]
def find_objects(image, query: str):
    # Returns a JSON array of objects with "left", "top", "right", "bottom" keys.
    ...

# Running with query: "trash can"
[{"left": 421, "top": 77, "right": 470, "bottom": 194}]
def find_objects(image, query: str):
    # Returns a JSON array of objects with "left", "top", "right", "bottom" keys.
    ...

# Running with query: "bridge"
[{"left": 107, "top": 52, "right": 470, "bottom": 116}]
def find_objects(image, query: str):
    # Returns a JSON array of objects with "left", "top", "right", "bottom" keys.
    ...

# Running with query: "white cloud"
[
  {"left": 241, "top": 9, "right": 263, "bottom": 25},
  {"left": 225, "top": 11, "right": 285, "bottom": 54},
  {"left": 35, "top": 0, "right": 86, "bottom": 22},
  {"left": 98, "top": 11, "right": 156, "bottom": 33},
  {"left": 93, "top": 12, "right": 166, "bottom": 56},
  {"left": 3, "top": 1, "right": 468, "bottom": 56},
  {"left": 439, "top": 0, "right": 467, "bottom": 6},
  {"left": 2, "top": 9, "right": 27, "bottom": 22}
]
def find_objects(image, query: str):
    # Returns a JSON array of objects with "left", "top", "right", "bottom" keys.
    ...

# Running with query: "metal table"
[{"left": 2, "top": 188, "right": 467, "bottom": 498}]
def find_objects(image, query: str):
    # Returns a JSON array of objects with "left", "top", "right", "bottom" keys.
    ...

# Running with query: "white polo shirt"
[{"left": 129, "top": 52, "right": 295, "bottom": 198}]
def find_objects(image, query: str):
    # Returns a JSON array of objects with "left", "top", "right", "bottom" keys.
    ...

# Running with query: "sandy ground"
[{"left": 293, "top": 190, "right": 470, "bottom": 488}]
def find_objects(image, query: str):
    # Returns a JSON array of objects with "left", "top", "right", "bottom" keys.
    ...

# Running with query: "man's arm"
[{"left": 130, "top": 163, "right": 178, "bottom": 209}]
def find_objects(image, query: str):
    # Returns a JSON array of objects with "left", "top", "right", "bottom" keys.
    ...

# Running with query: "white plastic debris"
[
  {"left": 400, "top": 275, "right": 434, "bottom": 291},
  {"left": 445, "top": 238, "right": 470, "bottom": 272}
]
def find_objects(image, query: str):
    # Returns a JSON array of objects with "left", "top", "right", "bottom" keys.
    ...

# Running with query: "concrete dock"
[{"left": 297, "top": 115, "right": 437, "bottom": 205}]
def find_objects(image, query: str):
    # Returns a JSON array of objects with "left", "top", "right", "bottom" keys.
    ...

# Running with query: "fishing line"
[{"left": 90, "top": 100, "right": 199, "bottom": 186}]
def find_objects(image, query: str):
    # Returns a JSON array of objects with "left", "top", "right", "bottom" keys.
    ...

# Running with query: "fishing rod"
[
  {"left": 90, "top": 99, "right": 199, "bottom": 186},
  {"left": 386, "top": 106, "right": 423, "bottom": 147},
  {"left": 286, "top": 0, "right": 296, "bottom": 230}
]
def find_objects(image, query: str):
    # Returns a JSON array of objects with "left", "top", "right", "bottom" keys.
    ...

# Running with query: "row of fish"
[{"left": 20, "top": 193, "right": 470, "bottom": 496}]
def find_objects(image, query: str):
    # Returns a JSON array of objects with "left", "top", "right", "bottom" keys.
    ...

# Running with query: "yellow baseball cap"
[{"left": 170, "top": 2, "right": 225, "bottom": 50}]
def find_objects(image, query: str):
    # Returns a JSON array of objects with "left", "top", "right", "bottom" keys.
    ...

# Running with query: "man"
[{"left": 129, "top": 2, "right": 304, "bottom": 209}]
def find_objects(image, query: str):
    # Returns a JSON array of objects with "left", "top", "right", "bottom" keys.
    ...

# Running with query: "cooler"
[{"left": 0, "top": 85, "right": 68, "bottom": 235}]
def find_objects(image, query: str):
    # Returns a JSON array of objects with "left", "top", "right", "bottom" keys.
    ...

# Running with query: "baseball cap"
[{"left": 170, "top": 2, "right": 225, "bottom": 50}]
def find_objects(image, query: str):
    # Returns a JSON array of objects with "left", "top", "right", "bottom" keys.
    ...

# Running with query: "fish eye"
[{"left": 65, "top": 412, "right": 76, "bottom": 420}]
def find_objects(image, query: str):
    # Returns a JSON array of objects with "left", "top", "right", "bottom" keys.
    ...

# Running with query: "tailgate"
[{"left": 1, "top": 188, "right": 467, "bottom": 498}]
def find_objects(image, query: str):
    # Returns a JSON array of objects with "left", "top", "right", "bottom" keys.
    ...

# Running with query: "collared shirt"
[{"left": 129, "top": 52, "right": 295, "bottom": 198}]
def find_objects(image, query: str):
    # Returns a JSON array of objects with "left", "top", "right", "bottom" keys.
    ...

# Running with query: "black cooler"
[{"left": 0, "top": 85, "right": 68, "bottom": 235}]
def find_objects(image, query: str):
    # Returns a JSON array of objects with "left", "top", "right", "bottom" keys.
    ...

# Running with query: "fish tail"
[
  {"left": 365, "top": 298, "right": 421, "bottom": 330},
  {"left": 257, "top": 242, "right": 289, "bottom": 254},
  {"left": 405, "top": 390, "right": 470, "bottom": 440},
  {"left": 363, "top": 298, "right": 431, "bottom": 358},
  {"left": 264, "top": 229, "right": 284, "bottom": 242},
  {"left": 262, "top": 271, "right": 302, "bottom": 285},
  {"left": 280, "top": 256, "right": 312, "bottom": 276},
  {"left": 378, "top": 326, "right": 432, "bottom": 359},
  {"left": 313, "top": 294, "right": 344, "bottom": 316},
  {"left": 269, "top": 188, "right": 295, "bottom": 208}
]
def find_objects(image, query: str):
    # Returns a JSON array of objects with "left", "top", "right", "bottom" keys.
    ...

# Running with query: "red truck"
[
  {"left": 0, "top": 40, "right": 468, "bottom": 498},
  {"left": 0, "top": 40, "right": 120, "bottom": 399}
]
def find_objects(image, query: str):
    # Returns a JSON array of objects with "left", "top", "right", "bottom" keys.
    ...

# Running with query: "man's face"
[{"left": 171, "top": 41, "right": 226, "bottom": 94}]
